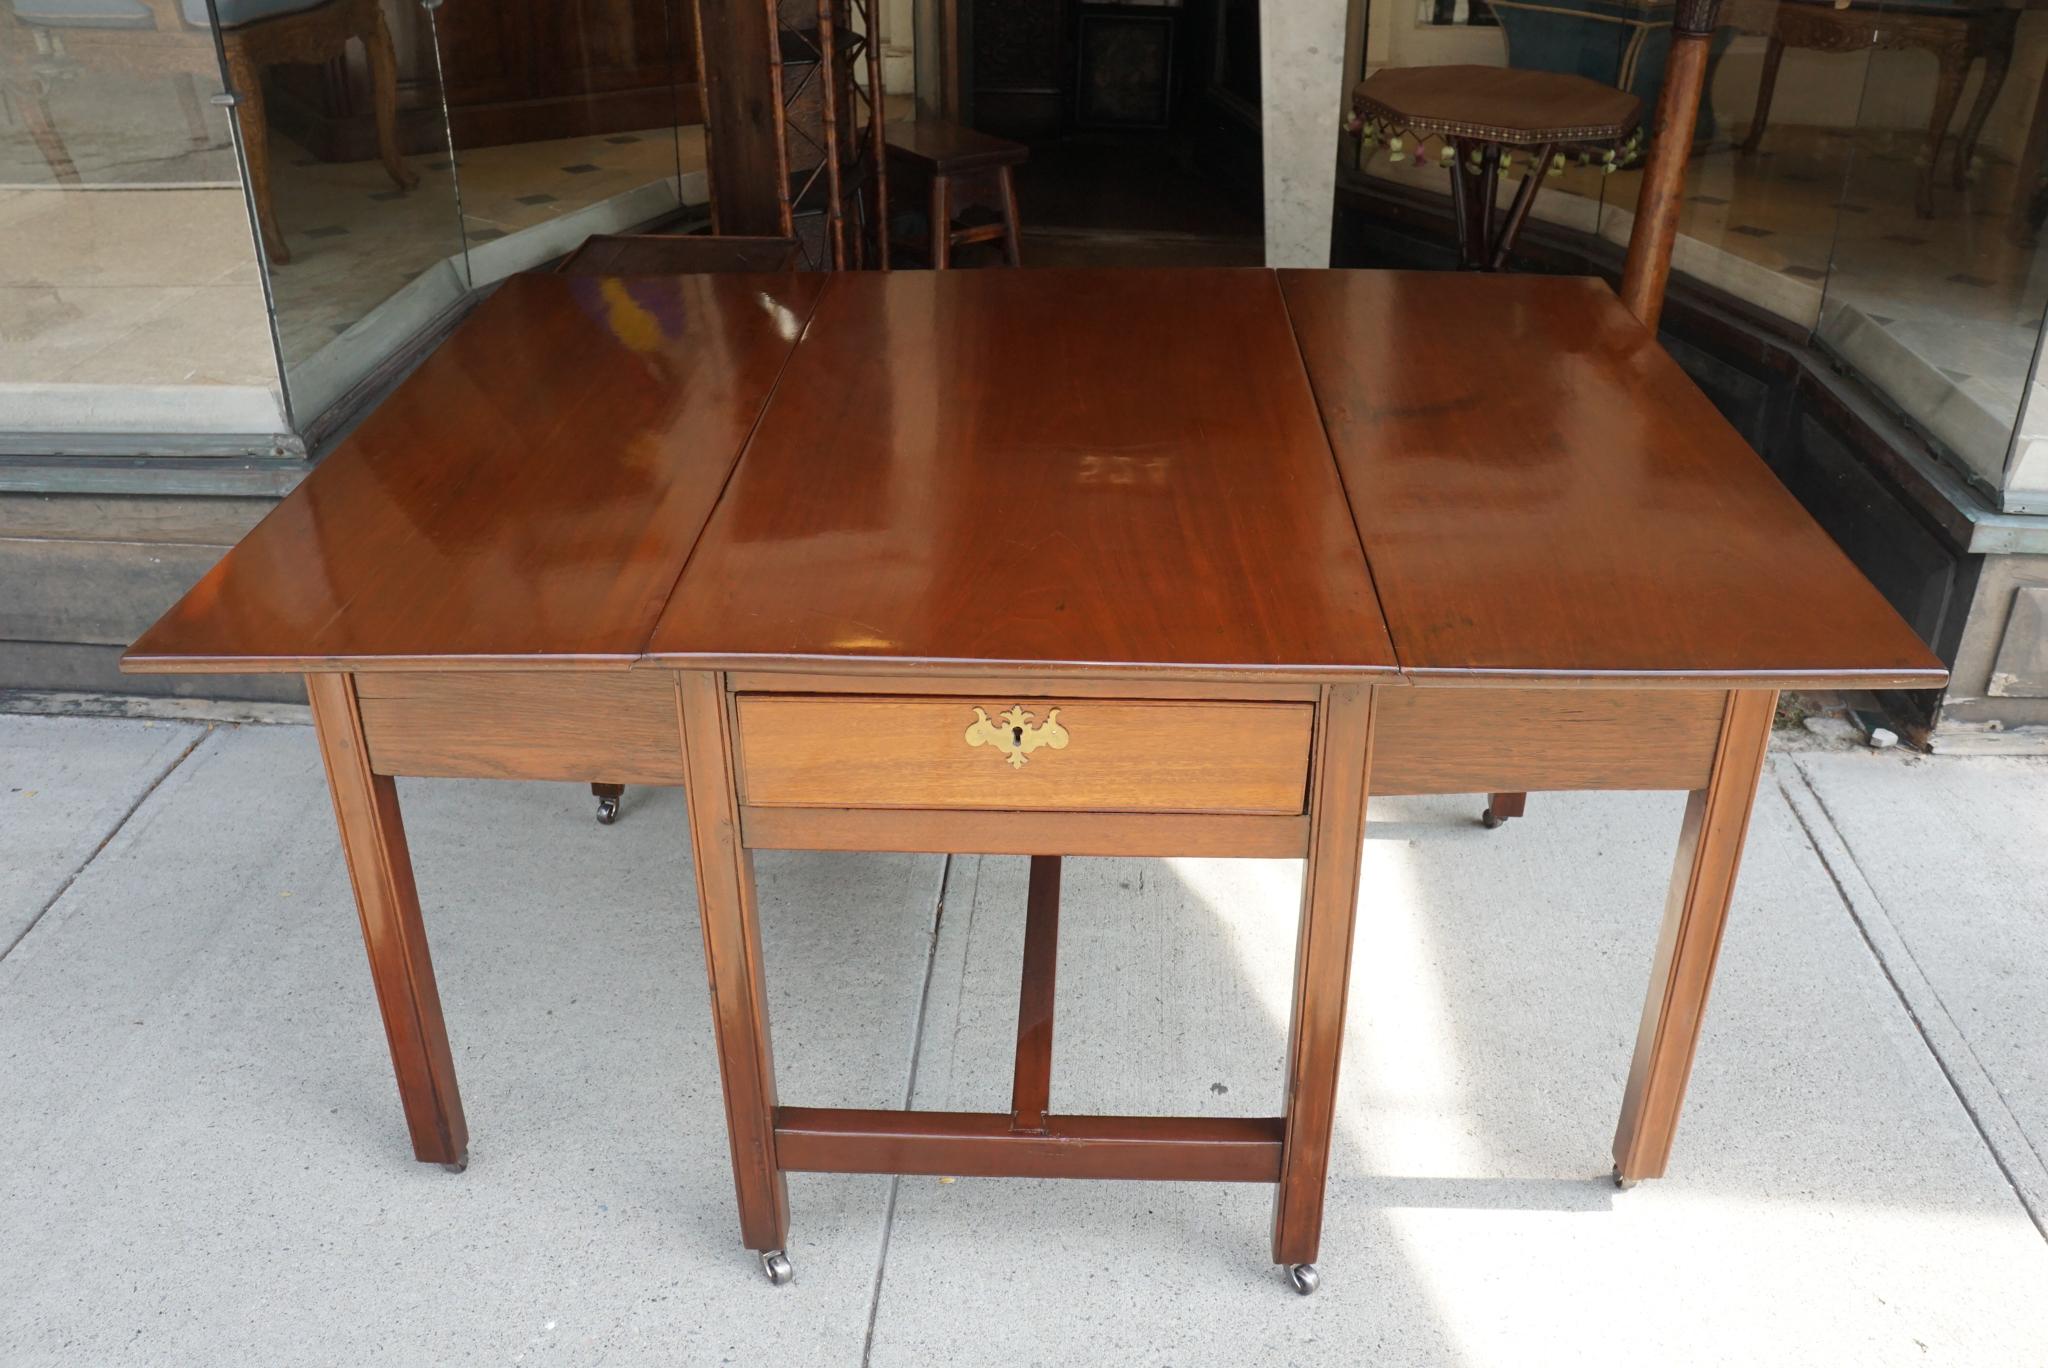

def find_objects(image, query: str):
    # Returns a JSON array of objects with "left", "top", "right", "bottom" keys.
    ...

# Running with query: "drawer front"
[{"left": 735, "top": 695, "right": 1314, "bottom": 815}]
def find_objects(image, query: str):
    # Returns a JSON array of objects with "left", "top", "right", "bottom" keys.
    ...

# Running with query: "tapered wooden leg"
[
  {"left": 1010, "top": 855, "right": 1060, "bottom": 1132},
  {"left": 676, "top": 671, "right": 789, "bottom": 1255},
  {"left": 1917, "top": 45, "right": 1970, "bottom": 218},
  {"left": 365, "top": 0, "right": 418, "bottom": 192},
  {"left": 1483, "top": 791, "right": 1527, "bottom": 828},
  {"left": 997, "top": 165, "right": 1023, "bottom": 266},
  {"left": 305, "top": 672, "right": 467, "bottom": 1168},
  {"left": 19, "top": 80, "right": 80, "bottom": 184},
  {"left": 1612, "top": 688, "right": 1776, "bottom": 1184},
  {"left": 1739, "top": 35, "right": 1783, "bottom": 154},
  {"left": 1955, "top": 44, "right": 2010, "bottom": 190},
  {"left": 223, "top": 41, "right": 287, "bottom": 264},
  {"left": 929, "top": 173, "right": 951, "bottom": 269},
  {"left": 1272, "top": 683, "right": 1376, "bottom": 1271}
]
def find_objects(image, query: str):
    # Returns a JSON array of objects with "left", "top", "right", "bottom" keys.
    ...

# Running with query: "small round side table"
[{"left": 1353, "top": 66, "right": 1644, "bottom": 271}]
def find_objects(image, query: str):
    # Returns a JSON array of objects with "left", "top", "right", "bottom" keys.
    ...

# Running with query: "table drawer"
[{"left": 734, "top": 695, "right": 1314, "bottom": 815}]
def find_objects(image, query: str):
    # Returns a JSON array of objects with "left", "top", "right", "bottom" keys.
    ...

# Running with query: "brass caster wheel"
[
  {"left": 1287, "top": 1262, "right": 1320, "bottom": 1296},
  {"left": 595, "top": 795, "right": 621, "bottom": 825},
  {"left": 761, "top": 1249, "right": 793, "bottom": 1286},
  {"left": 441, "top": 1149, "right": 469, "bottom": 1174},
  {"left": 1612, "top": 1165, "right": 1637, "bottom": 1191}
]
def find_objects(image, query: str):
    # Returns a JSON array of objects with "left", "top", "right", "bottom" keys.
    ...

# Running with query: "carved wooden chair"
[
  {"left": 213, "top": 0, "right": 414, "bottom": 264},
  {"left": 1356, "top": 0, "right": 1723, "bottom": 827},
  {"left": 553, "top": 231, "right": 802, "bottom": 823}
]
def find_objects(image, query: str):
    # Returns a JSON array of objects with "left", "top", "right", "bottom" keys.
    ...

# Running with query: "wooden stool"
[{"left": 885, "top": 118, "right": 1026, "bottom": 268}]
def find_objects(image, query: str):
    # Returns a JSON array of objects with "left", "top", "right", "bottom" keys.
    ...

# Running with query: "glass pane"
[
  {"left": 260, "top": 0, "right": 467, "bottom": 428},
  {"left": 436, "top": 0, "right": 697, "bottom": 287},
  {"left": 1580, "top": 3, "right": 1858, "bottom": 331},
  {"left": 1816, "top": 0, "right": 2046, "bottom": 504},
  {"left": 0, "top": 0, "right": 282, "bottom": 442}
]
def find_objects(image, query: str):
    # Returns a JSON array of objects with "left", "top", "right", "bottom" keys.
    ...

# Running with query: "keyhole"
[{"left": 1012, "top": 726, "right": 1025, "bottom": 745}]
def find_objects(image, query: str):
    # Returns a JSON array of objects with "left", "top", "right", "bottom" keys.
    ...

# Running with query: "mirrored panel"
[
  {"left": 1815, "top": 0, "right": 2047, "bottom": 505},
  {"left": 1, "top": 0, "right": 282, "bottom": 443},
  {"left": 1590, "top": 0, "right": 1866, "bottom": 330},
  {"left": 256, "top": 0, "right": 466, "bottom": 428},
  {"left": 432, "top": 0, "right": 700, "bottom": 288}
]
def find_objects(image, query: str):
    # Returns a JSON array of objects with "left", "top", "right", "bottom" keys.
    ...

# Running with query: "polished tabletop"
[
  {"left": 125, "top": 271, "right": 826, "bottom": 673},
  {"left": 649, "top": 268, "right": 1397, "bottom": 678},
  {"left": 1281, "top": 270, "right": 1942, "bottom": 687},
  {"left": 125, "top": 266, "right": 1944, "bottom": 691}
]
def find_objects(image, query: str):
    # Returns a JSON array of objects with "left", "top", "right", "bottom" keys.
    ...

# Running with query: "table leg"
[
  {"left": 676, "top": 671, "right": 790, "bottom": 1267},
  {"left": 1448, "top": 140, "right": 1477, "bottom": 269},
  {"left": 1918, "top": 42, "right": 1970, "bottom": 218},
  {"left": 2006, "top": 52, "right": 2048, "bottom": 235},
  {"left": 1009, "top": 855, "right": 1060, "bottom": 1132},
  {"left": 1955, "top": 36, "right": 2012, "bottom": 192},
  {"left": 929, "top": 173, "right": 952, "bottom": 269},
  {"left": 1611, "top": 689, "right": 1776, "bottom": 1185},
  {"left": 997, "top": 164, "right": 1023, "bottom": 267},
  {"left": 1739, "top": 34, "right": 1784, "bottom": 154},
  {"left": 1482, "top": 790, "right": 1527, "bottom": 828},
  {"left": 222, "top": 40, "right": 287, "bottom": 264},
  {"left": 1487, "top": 143, "right": 1554, "bottom": 271},
  {"left": 1272, "top": 683, "right": 1376, "bottom": 1285},
  {"left": 305, "top": 672, "right": 468, "bottom": 1169},
  {"left": 365, "top": 0, "right": 419, "bottom": 193}
]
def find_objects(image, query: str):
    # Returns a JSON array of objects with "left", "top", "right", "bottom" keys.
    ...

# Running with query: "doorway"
[{"left": 931, "top": 0, "right": 1264, "bottom": 266}]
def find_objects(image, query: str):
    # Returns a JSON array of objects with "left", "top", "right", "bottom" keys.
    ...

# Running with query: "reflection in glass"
[
  {"left": 263, "top": 0, "right": 706, "bottom": 431},
  {"left": 432, "top": 0, "right": 699, "bottom": 275},
  {"left": 0, "top": 0, "right": 281, "bottom": 435},
  {"left": 255, "top": 0, "right": 465, "bottom": 427},
  {"left": 1815, "top": 0, "right": 2048, "bottom": 505}
]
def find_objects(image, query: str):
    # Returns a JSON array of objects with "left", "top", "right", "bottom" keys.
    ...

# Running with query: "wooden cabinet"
[{"left": 268, "top": 0, "right": 700, "bottom": 162}]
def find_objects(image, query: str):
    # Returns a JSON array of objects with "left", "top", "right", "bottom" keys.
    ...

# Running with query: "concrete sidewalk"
[{"left": 1, "top": 716, "right": 2043, "bottom": 1366}]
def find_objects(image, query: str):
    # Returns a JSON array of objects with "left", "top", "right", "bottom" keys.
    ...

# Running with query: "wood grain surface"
[
  {"left": 773, "top": 1108, "right": 1284, "bottom": 1182},
  {"left": 734, "top": 693, "right": 1314, "bottom": 813},
  {"left": 1372, "top": 686, "right": 1725, "bottom": 793},
  {"left": 1279, "top": 269, "right": 1947, "bottom": 689},
  {"left": 648, "top": 269, "right": 1398, "bottom": 680},
  {"left": 355, "top": 670, "right": 684, "bottom": 783},
  {"left": 306, "top": 672, "right": 467, "bottom": 1167},
  {"left": 124, "top": 271, "right": 825, "bottom": 674}
]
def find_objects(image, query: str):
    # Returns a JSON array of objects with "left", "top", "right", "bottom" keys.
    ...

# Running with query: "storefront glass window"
[{"left": 1, "top": 0, "right": 283, "bottom": 448}]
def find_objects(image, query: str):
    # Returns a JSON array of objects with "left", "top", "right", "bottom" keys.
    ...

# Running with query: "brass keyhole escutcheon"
[{"left": 965, "top": 705, "right": 1070, "bottom": 769}]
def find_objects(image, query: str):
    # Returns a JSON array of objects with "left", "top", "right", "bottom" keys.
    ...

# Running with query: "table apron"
[{"left": 350, "top": 671, "right": 1730, "bottom": 803}]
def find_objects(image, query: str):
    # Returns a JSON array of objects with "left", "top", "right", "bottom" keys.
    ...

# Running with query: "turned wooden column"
[{"left": 1618, "top": 0, "right": 1725, "bottom": 332}]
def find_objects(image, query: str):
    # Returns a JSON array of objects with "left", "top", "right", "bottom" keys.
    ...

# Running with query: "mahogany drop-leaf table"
[{"left": 123, "top": 267, "right": 1944, "bottom": 1294}]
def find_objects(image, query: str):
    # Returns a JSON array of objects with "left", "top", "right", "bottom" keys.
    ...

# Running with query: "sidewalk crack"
[
  {"left": 860, "top": 853, "right": 951, "bottom": 1368},
  {"left": 1777, "top": 764, "right": 2048, "bottom": 1242},
  {"left": 2, "top": 725, "right": 211, "bottom": 965}
]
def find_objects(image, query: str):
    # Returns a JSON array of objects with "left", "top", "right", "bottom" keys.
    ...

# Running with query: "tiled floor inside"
[{"left": 263, "top": 123, "right": 705, "bottom": 370}]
